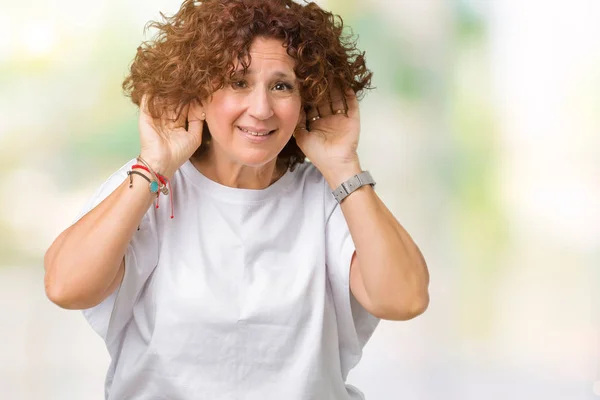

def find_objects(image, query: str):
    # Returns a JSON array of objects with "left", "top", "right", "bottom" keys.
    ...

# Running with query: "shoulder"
[
  {"left": 290, "top": 161, "right": 326, "bottom": 188},
  {"left": 290, "top": 162, "right": 340, "bottom": 217}
]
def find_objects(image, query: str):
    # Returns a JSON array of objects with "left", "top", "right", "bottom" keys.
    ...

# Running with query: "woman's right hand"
[{"left": 138, "top": 94, "right": 205, "bottom": 179}]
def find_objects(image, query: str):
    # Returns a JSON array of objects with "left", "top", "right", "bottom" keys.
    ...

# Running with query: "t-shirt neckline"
[{"left": 180, "top": 159, "right": 296, "bottom": 203}]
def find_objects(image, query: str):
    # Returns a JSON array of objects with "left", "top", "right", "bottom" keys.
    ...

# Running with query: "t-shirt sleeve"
[
  {"left": 74, "top": 159, "right": 159, "bottom": 344},
  {"left": 324, "top": 180, "right": 380, "bottom": 379}
]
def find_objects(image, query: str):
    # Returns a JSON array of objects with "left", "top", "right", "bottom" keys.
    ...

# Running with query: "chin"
[{"left": 234, "top": 150, "right": 280, "bottom": 167}]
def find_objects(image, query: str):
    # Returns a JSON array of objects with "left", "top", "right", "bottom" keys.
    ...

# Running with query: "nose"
[{"left": 247, "top": 87, "right": 274, "bottom": 120}]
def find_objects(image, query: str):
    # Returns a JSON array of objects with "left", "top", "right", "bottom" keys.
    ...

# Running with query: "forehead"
[{"left": 237, "top": 37, "right": 296, "bottom": 74}]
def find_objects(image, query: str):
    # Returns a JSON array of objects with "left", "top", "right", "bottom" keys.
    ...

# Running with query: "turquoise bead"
[{"left": 150, "top": 181, "right": 159, "bottom": 193}]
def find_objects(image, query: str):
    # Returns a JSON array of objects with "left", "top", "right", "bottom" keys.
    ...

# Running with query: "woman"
[{"left": 44, "top": 0, "right": 429, "bottom": 398}]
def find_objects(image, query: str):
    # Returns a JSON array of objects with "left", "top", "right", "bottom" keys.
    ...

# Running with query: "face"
[{"left": 202, "top": 37, "right": 302, "bottom": 168}]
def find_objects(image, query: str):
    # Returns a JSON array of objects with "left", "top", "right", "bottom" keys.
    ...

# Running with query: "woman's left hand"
[{"left": 293, "top": 87, "right": 363, "bottom": 188}]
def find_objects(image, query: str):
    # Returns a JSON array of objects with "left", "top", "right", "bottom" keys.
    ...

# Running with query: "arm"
[
  {"left": 44, "top": 173, "right": 156, "bottom": 310},
  {"left": 324, "top": 167, "right": 430, "bottom": 321},
  {"left": 45, "top": 96, "right": 205, "bottom": 310},
  {"left": 293, "top": 88, "right": 429, "bottom": 321}
]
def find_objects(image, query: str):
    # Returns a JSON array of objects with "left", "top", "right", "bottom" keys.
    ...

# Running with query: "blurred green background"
[{"left": 1, "top": 0, "right": 599, "bottom": 398}]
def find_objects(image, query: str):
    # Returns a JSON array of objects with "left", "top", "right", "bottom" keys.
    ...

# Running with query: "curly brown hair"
[{"left": 123, "top": 0, "right": 372, "bottom": 170}]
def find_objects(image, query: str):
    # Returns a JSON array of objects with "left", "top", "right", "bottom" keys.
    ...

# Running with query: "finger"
[
  {"left": 139, "top": 94, "right": 153, "bottom": 122},
  {"left": 296, "top": 107, "right": 307, "bottom": 131},
  {"left": 140, "top": 93, "right": 148, "bottom": 114},
  {"left": 330, "top": 84, "right": 347, "bottom": 116},
  {"left": 164, "top": 104, "right": 188, "bottom": 130},
  {"left": 176, "top": 104, "right": 189, "bottom": 126},
  {"left": 293, "top": 108, "right": 309, "bottom": 143},
  {"left": 187, "top": 100, "right": 205, "bottom": 122},
  {"left": 345, "top": 88, "right": 359, "bottom": 119},
  {"left": 139, "top": 95, "right": 175, "bottom": 135},
  {"left": 306, "top": 105, "right": 320, "bottom": 126},
  {"left": 139, "top": 94, "right": 165, "bottom": 135},
  {"left": 187, "top": 119, "right": 204, "bottom": 140},
  {"left": 316, "top": 91, "right": 332, "bottom": 118},
  {"left": 187, "top": 101, "right": 205, "bottom": 138}
]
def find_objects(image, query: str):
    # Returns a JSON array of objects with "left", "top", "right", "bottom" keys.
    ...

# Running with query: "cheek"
[
  {"left": 211, "top": 97, "right": 241, "bottom": 121},
  {"left": 205, "top": 95, "right": 243, "bottom": 133},
  {"left": 277, "top": 100, "right": 302, "bottom": 131}
]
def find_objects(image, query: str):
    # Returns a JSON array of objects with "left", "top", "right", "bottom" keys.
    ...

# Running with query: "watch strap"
[{"left": 332, "top": 171, "right": 375, "bottom": 204}]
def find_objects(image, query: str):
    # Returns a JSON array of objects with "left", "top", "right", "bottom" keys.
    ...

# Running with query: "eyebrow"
[{"left": 232, "top": 69, "right": 296, "bottom": 80}]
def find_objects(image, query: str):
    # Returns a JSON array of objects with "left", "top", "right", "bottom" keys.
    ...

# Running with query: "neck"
[{"left": 191, "top": 146, "right": 284, "bottom": 190}]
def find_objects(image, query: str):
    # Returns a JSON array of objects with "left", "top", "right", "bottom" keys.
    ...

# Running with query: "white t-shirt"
[{"left": 78, "top": 158, "right": 379, "bottom": 400}]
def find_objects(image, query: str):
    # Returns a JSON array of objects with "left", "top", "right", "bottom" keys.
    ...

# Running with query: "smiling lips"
[{"left": 237, "top": 126, "right": 276, "bottom": 136}]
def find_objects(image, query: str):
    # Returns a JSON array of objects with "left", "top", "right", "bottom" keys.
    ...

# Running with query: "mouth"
[{"left": 237, "top": 126, "right": 277, "bottom": 137}]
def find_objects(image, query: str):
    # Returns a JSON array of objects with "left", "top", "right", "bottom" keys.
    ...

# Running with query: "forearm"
[
  {"left": 44, "top": 173, "right": 156, "bottom": 309},
  {"left": 324, "top": 167, "right": 430, "bottom": 316}
]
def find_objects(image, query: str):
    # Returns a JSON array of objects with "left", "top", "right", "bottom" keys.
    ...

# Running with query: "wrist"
[
  {"left": 331, "top": 170, "right": 375, "bottom": 204},
  {"left": 321, "top": 161, "right": 363, "bottom": 190},
  {"left": 138, "top": 153, "right": 176, "bottom": 180}
]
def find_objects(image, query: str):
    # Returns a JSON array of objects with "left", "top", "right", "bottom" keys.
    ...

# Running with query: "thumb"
[
  {"left": 293, "top": 109, "right": 309, "bottom": 147},
  {"left": 187, "top": 100, "right": 205, "bottom": 140},
  {"left": 187, "top": 119, "right": 204, "bottom": 141},
  {"left": 293, "top": 126, "right": 310, "bottom": 151},
  {"left": 293, "top": 124, "right": 309, "bottom": 141},
  {"left": 296, "top": 107, "right": 307, "bottom": 131}
]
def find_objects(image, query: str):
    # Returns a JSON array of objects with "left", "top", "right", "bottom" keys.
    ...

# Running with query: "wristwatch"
[{"left": 332, "top": 171, "right": 375, "bottom": 204}]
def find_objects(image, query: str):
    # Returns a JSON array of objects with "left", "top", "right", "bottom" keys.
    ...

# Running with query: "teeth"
[{"left": 240, "top": 127, "right": 273, "bottom": 136}]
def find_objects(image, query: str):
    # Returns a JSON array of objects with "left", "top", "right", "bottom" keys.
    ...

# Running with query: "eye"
[
  {"left": 273, "top": 82, "right": 293, "bottom": 91},
  {"left": 231, "top": 80, "right": 248, "bottom": 89}
]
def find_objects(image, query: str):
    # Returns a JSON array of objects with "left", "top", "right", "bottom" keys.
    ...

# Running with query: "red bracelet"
[{"left": 131, "top": 164, "right": 167, "bottom": 185}]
